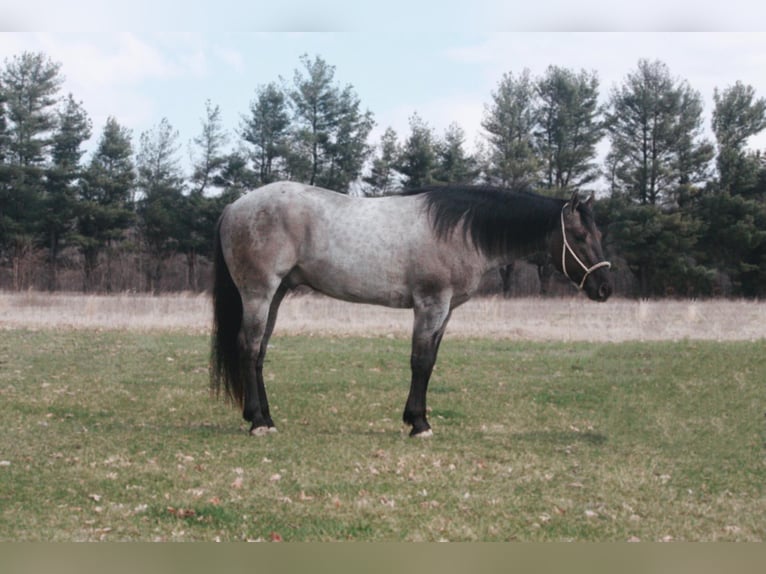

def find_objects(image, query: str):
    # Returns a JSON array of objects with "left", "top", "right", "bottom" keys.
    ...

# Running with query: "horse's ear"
[
  {"left": 569, "top": 190, "right": 580, "bottom": 213},
  {"left": 585, "top": 193, "right": 595, "bottom": 209}
]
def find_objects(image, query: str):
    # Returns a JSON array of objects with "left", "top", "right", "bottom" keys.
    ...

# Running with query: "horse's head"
[{"left": 551, "top": 192, "right": 612, "bottom": 302}]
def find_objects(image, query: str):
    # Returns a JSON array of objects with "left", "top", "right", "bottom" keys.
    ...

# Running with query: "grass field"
[{"left": 1, "top": 323, "right": 764, "bottom": 541}]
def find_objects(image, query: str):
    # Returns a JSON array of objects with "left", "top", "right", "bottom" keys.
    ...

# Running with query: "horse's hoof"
[
  {"left": 411, "top": 428, "right": 433, "bottom": 438},
  {"left": 250, "top": 426, "right": 277, "bottom": 436}
]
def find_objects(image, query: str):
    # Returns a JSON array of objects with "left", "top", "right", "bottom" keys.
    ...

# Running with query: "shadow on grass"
[{"left": 510, "top": 430, "right": 607, "bottom": 446}]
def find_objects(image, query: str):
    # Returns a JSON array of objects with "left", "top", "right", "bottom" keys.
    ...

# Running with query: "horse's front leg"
[{"left": 403, "top": 300, "right": 452, "bottom": 437}]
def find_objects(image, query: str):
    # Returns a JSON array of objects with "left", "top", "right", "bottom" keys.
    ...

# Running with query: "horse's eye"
[{"left": 572, "top": 228, "right": 588, "bottom": 241}]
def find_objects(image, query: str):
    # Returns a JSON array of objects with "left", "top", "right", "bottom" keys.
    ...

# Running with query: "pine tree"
[
  {"left": 190, "top": 99, "right": 228, "bottom": 196},
  {"left": 535, "top": 66, "right": 604, "bottom": 192},
  {"left": 694, "top": 192, "right": 766, "bottom": 296},
  {"left": 77, "top": 117, "right": 135, "bottom": 292},
  {"left": 606, "top": 59, "right": 711, "bottom": 206},
  {"left": 0, "top": 51, "right": 63, "bottom": 289},
  {"left": 241, "top": 83, "right": 290, "bottom": 185},
  {"left": 397, "top": 113, "right": 437, "bottom": 189},
  {"left": 43, "top": 93, "right": 91, "bottom": 290},
  {"left": 604, "top": 196, "right": 710, "bottom": 297},
  {"left": 674, "top": 84, "right": 715, "bottom": 205},
  {"left": 434, "top": 123, "right": 479, "bottom": 184},
  {"left": 364, "top": 127, "right": 402, "bottom": 195},
  {"left": 136, "top": 118, "right": 185, "bottom": 292},
  {"left": 287, "top": 54, "right": 373, "bottom": 191},
  {"left": 481, "top": 69, "right": 539, "bottom": 189},
  {"left": 185, "top": 100, "right": 229, "bottom": 290},
  {"left": 712, "top": 81, "right": 766, "bottom": 195}
]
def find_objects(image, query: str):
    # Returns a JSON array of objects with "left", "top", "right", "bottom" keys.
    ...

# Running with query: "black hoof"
[{"left": 406, "top": 419, "right": 432, "bottom": 437}]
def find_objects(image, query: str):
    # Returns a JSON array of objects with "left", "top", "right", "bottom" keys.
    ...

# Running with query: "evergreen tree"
[
  {"left": 674, "top": 84, "right": 715, "bottom": 205},
  {"left": 214, "top": 148, "right": 259, "bottom": 203},
  {"left": 241, "top": 83, "right": 290, "bottom": 185},
  {"left": 0, "top": 77, "right": 12, "bottom": 246},
  {"left": 606, "top": 59, "right": 711, "bottom": 206},
  {"left": 694, "top": 192, "right": 766, "bottom": 296},
  {"left": 397, "top": 113, "right": 437, "bottom": 189},
  {"left": 325, "top": 84, "right": 375, "bottom": 190},
  {"left": 0, "top": 51, "right": 63, "bottom": 289},
  {"left": 287, "top": 54, "right": 374, "bottom": 191},
  {"left": 43, "top": 94, "right": 91, "bottom": 290},
  {"left": 185, "top": 100, "right": 230, "bottom": 290},
  {"left": 434, "top": 122, "right": 479, "bottom": 184},
  {"left": 535, "top": 66, "right": 604, "bottom": 192},
  {"left": 190, "top": 99, "right": 229, "bottom": 196},
  {"left": 77, "top": 117, "right": 135, "bottom": 292},
  {"left": 694, "top": 101, "right": 766, "bottom": 301},
  {"left": 364, "top": 127, "right": 402, "bottom": 195},
  {"left": 712, "top": 81, "right": 766, "bottom": 195},
  {"left": 481, "top": 69, "right": 539, "bottom": 189},
  {"left": 604, "top": 196, "right": 711, "bottom": 297},
  {"left": 136, "top": 118, "right": 185, "bottom": 291}
]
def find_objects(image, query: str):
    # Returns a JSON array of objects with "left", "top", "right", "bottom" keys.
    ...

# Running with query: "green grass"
[{"left": 0, "top": 329, "right": 764, "bottom": 541}]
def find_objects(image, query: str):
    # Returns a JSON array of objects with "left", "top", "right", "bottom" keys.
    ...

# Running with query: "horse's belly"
[{"left": 294, "top": 254, "right": 415, "bottom": 308}]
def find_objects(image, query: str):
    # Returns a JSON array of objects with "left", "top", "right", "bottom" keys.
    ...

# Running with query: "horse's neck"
[{"left": 488, "top": 205, "right": 558, "bottom": 268}]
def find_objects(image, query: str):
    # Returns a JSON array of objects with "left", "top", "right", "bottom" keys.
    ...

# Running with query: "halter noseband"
[{"left": 560, "top": 203, "right": 611, "bottom": 290}]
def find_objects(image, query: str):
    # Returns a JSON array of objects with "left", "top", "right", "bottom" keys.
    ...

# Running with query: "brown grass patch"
[{"left": 1, "top": 291, "right": 765, "bottom": 341}]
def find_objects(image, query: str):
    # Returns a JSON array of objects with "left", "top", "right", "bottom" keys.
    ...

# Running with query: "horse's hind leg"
[
  {"left": 240, "top": 284, "right": 285, "bottom": 435},
  {"left": 252, "top": 282, "right": 288, "bottom": 433}
]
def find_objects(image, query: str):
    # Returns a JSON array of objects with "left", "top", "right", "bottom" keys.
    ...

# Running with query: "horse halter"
[{"left": 560, "top": 203, "right": 611, "bottom": 290}]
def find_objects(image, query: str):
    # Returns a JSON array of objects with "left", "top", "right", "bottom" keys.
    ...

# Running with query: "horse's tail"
[{"left": 210, "top": 209, "right": 245, "bottom": 408}]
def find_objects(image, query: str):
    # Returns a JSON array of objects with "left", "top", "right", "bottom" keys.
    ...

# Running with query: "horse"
[{"left": 210, "top": 181, "right": 612, "bottom": 437}]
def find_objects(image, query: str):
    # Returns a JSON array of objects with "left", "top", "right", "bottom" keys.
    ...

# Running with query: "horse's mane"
[{"left": 404, "top": 185, "right": 566, "bottom": 258}]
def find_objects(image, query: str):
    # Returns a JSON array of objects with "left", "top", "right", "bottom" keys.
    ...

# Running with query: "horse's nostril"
[{"left": 598, "top": 283, "right": 612, "bottom": 300}]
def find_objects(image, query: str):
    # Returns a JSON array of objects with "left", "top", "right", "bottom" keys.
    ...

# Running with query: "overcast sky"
[{"left": 2, "top": 4, "right": 766, "bottom": 191}]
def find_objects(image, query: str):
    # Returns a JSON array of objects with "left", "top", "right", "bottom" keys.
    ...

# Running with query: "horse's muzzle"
[
  {"left": 583, "top": 274, "right": 613, "bottom": 302},
  {"left": 596, "top": 281, "right": 613, "bottom": 302}
]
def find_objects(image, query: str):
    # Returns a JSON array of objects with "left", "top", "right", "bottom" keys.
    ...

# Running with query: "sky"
[{"left": 2, "top": 3, "right": 766, "bottom": 191}]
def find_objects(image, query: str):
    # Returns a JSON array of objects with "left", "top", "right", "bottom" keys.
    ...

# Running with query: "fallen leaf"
[
  {"left": 299, "top": 491, "right": 314, "bottom": 501},
  {"left": 270, "top": 531, "right": 283, "bottom": 542},
  {"left": 269, "top": 473, "right": 282, "bottom": 482},
  {"left": 231, "top": 476, "right": 244, "bottom": 489},
  {"left": 167, "top": 506, "right": 196, "bottom": 518},
  {"left": 88, "top": 494, "right": 102, "bottom": 502}
]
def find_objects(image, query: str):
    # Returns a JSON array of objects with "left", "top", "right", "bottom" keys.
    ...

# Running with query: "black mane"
[{"left": 405, "top": 185, "right": 566, "bottom": 258}]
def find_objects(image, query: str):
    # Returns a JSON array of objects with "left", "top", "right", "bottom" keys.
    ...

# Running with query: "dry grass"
[{"left": 1, "top": 291, "right": 766, "bottom": 341}]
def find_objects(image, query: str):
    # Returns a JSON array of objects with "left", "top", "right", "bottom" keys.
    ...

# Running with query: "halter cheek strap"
[{"left": 561, "top": 203, "right": 611, "bottom": 290}]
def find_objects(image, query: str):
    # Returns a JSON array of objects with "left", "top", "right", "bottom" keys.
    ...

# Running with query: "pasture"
[{"left": 0, "top": 294, "right": 765, "bottom": 541}]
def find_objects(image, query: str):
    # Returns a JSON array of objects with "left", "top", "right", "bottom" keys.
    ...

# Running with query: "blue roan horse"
[{"left": 211, "top": 181, "right": 612, "bottom": 437}]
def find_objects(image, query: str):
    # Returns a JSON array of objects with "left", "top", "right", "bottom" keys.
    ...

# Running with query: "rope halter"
[{"left": 560, "top": 203, "right": 611, "bottom": 290}]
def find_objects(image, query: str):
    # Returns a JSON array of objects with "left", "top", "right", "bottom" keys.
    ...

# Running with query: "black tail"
[{"left": 210, "top": 211, "right": 245, "bottom": 408}]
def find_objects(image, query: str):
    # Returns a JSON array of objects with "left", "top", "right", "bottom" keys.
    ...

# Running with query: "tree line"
[{"left": 1, "top": 51, "right": 765, "bottom": 297}]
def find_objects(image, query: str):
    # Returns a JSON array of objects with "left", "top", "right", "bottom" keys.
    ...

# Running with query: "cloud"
[
  {"left": 57, "top": 33, "right": 177, "bottom": 87},
  {"left": 214, "top": 46, "right": 246, "bottom": 74}
]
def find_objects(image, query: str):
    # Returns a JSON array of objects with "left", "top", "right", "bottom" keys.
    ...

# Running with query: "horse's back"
[{"left": 220, "top": 182, "right": 436, "bottom": 306}]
